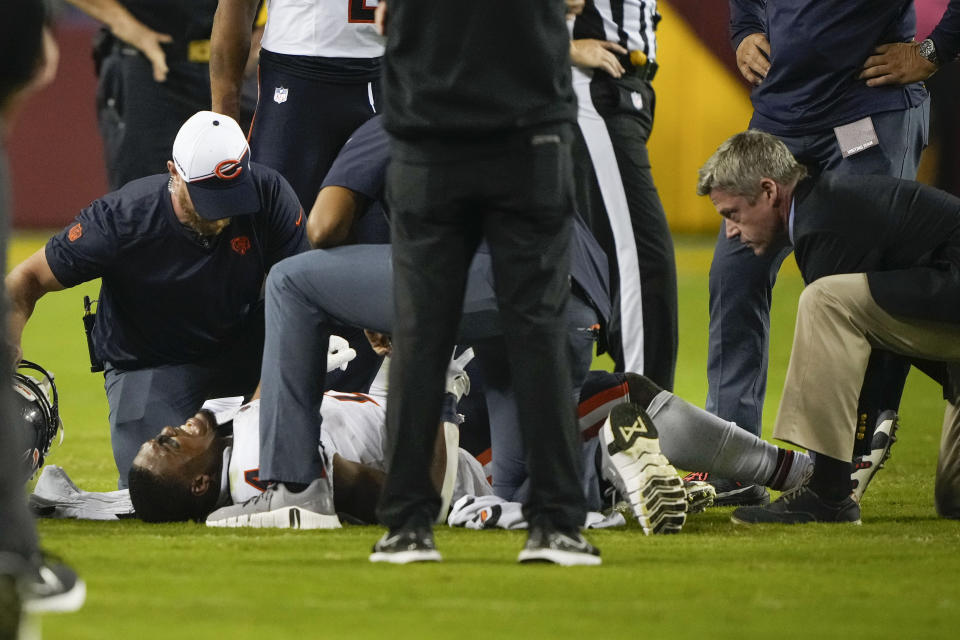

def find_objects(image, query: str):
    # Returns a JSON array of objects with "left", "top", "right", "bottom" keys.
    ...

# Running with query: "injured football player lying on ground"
[{"left": 32, "top": 352, "right": 818, "bottom": 532}]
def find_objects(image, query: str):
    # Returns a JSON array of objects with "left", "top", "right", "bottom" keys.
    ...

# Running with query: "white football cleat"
[
  {"left": 600, "top": 402, "right": 686, "bottom": 534},
  {"left": 851, "top": 410, "right": 899, "bottom": 503}
]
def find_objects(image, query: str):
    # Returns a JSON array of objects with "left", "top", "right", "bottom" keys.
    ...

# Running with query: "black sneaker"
[
  {"left": 22, "top": 554, "right": 86, "bottom": 613},
  {"left": 730, "top": 486, "right": 862, "bottom": 525},
  {"left": 369, "top": 526, "right": 442, "bottom": 564},
  {"left": 517, "top": 528, "right": 601, "bottom": 566},
  {"left": 0, "top": 573, "right": 21, "bottom": 638},
  {"left": 683, "top": 471, "right": 771, "bottom": 507}
]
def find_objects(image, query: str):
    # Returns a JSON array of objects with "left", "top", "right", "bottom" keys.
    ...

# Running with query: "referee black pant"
[
  {"left": 377, "top": 122, "right": 587, "bottom": 533},
  {"left": 571, "top": 69, "right": 678, "bottom": 390}
]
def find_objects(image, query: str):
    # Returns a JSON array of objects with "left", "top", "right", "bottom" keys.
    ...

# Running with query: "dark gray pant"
[
  {"left": 0, "top": 152, "right": 36, "bottom": 566},
  {"left": 257, "top": 244, "right": 597, "bottom": 509},
  {"left": 105, "top": 330, "right": 262, "bottom": 488},
  {"left": 706, "top": 101, "right": 929, "bottom": 436}
]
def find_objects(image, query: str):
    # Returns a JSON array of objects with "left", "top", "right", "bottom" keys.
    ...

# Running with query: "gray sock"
[{"left": 647, "top": 392, "right": 811, "bottom": 488}]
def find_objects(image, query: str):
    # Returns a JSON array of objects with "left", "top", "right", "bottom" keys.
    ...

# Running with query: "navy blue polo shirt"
[
  {"left": 730, "top": 0, "right": 930, "bottom": 136},
  {"left": 320, "top": 115, "right": 390, "bottom": 243},
  {"left": 45, "top": 163, "right": 309, "bottom": 368}
]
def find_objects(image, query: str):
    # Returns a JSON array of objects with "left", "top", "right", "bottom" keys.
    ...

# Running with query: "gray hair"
[{"left": 696, "top": 130, "right": 807, "bottom": 201}]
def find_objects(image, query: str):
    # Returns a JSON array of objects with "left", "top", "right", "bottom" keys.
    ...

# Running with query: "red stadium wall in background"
[{"left": 8, "top": 22, "right": 108, "bottom": 228}]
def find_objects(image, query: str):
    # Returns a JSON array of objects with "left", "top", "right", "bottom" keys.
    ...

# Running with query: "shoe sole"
[
  {"left": 369, "top": 550, "right": 442, "bottom": 564},
  {"left": 601, "top": 403, "right": 687, "bottom": 535},
  {"left": 730, "top": 513, "right": 863, "bottom": 526},
  {"left": 206, "top": 506, "right": 342, "bottom": 529},
  {"left": 23, "top": 579, "right": 86, "bottom": 614},
  {"left": 851, "top": 413, "right": 900, "bottom": 503},
  {"left": 518, "top": 549, "right": 602, "bottom": 566},
  {"left": 683, "top": 481, "right": 717, "bottom": 514},
  {"left": 714, "top": 485, "right": 771, "bottom": 507}
]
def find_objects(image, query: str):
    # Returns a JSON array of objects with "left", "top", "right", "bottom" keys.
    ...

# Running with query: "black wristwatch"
[{"left": 917, "top": 38, "right": 940, "bottom": 67}]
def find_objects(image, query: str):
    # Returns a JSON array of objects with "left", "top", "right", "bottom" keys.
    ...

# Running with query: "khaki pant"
[{"left": 774, "top": 273, "right": 960, "bottom": 517}]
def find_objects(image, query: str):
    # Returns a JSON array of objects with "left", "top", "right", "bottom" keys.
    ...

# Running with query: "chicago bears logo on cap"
[{"left": 214, "top": 159, "right": 244, "bottom": 180}]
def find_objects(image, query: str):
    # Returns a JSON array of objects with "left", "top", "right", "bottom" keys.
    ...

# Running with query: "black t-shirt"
[
  {"left": 793, "top": 172, "right": 960, "bottom": 323},
  {"left": 45, "top": 163, "right": 309, "bottom": 368},
  {"left": 382, "top": 0, "right": 576, "bottom": 138}
]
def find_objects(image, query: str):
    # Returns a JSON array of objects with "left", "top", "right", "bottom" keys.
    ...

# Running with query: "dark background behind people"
[{"left": 9, "top": 1, "right": 957, "bottom": 232}]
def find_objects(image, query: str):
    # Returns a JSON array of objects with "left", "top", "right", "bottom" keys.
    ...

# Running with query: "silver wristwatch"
[{"left": 917, "top": 38, "right": 940, "bottom": 66}]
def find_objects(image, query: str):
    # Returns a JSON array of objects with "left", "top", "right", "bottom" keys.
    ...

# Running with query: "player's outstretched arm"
[
  {"left": 5, "top": 248, "right": 66, "bottom": 365},
  {"left": 210, "top": 0, "right": 260, "bottom": 120},
  {"left": 63, "top": 0, "right": 172, "bottom": 82}
]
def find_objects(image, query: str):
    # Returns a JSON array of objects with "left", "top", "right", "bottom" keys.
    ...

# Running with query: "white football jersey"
[
  {"left": 261, "top": 0, "right": 385, "bottom": 58},
  {"left": 227, "top": 393, "right": 492, "bottom": 505}
]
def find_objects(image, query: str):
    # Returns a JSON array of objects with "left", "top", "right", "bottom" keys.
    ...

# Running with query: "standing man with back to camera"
[
  {"left": 369, "top": 0, "right": 602, "bottom": 566},
  {"left": 704, "top": 0, "right": 960, "bottom": 507}
]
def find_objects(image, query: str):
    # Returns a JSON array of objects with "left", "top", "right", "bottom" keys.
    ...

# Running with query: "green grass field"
[{"left": 11, "top": 232, "right": 960, "bottom": 639}]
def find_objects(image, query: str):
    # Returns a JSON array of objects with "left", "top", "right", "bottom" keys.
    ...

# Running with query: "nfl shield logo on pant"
[{"left": 274, "top": 87, "right": 289, "bottom": 104}]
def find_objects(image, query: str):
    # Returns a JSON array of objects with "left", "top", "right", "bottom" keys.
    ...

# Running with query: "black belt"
[
  {"left": 615, "top": 54, "right": 659, "bottom": 82},
  {"left": 114, "top": 38, "right": 211, "bottom": 63}
]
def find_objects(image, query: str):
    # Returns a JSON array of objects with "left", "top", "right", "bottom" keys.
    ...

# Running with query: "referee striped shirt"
[{"left": 572, "top": 0, "right": 661, "bottom": 61}]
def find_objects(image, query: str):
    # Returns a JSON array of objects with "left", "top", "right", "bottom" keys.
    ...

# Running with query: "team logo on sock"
[{"left": 274, "top": 87, "right": 288, "bottom": 104}]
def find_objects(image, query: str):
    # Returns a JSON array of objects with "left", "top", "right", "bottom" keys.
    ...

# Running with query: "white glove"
[
  {"left": 445, "top": 347, "right": 474, "bottom": 402},
  {"left": 327, "top": 335, "right": 357, "bottom": 373}
]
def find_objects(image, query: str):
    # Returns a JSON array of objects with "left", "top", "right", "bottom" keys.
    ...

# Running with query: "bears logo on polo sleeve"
[{"left": 68, "top": 223, "right": 83, "bottom": 242}]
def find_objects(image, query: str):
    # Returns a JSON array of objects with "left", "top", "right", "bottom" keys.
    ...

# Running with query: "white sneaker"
[
  {"left": 851, "top": 410, "right": 899, "bottom": 503},
  {"left": 600, "top": 402, "right": 686, "bottom": 534},
  {"left": 206, "top": 478, "right": 341, "bottom": 529}
]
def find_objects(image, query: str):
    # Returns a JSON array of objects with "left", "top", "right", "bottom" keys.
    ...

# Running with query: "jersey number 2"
[{"left": 348, "top": 0, "right": 377, "bottom": 23}]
